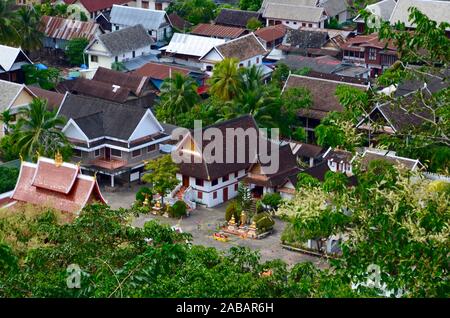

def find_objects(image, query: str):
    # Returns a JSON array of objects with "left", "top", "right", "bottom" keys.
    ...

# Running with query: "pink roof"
[
  {"left": 11, "top": 157, "right": 106, "bottom": 213},
  {"left": 63, "top": 0, "right": 129, "bottom": 13}
]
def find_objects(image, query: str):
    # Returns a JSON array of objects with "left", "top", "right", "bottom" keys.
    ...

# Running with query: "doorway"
[
  {"left": 105, "top": 147, "right": 111, "bottom": 160},
  {"left": 223, "top": 187, "right": 228, "bottom": 201},
  {"left": 182, "top": 175, "right": 189, "bottom": 187}
]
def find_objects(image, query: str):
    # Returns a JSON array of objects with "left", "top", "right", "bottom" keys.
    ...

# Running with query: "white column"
[{"left": 111, "top": 175, "right": 115, "bottom": 187}]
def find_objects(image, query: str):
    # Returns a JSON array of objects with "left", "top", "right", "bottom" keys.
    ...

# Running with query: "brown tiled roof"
[
  {"left": 358, "top": 150, "right": 421, "bottom": 171},
  {"left": 28, "top": 86, "right": 64, "bottom": 111},
  {"left": 71, "top": 77, "right": 131, "bottom": 103},
  {"left": 11, "top": 157, "right": 106, "bottom": 213},
  {"left": 215, "top": 9, "right": 261, "bottom": 28},
  {"left": 63, "top": 0, "right": 129, "bottom": 13},
  {"left": 191, "top": 23, "right": 246, "bottom": 39},
  {"left": 132, "top": 62, "right": 190, "bottom": 80},
  {"left": 168, "top": 13, "right": 192, "bottom": 31},
  {"left": 341, "top": 33, "right": 397, "bottom": 51},
  {"left": 213, "top": 33, "right": 267, "bottom": 61},
  {"left": 284, "top": 74, "right": 367, "bottom": 119},
  {"left": 40, "top": 15, "right": 99, "bottom": 42},
  {"left": 254, "top": 24, "right": 287, "bottom": 43},
  {"left": 92, "top": 67, "right": 149, "bottom": 96}
]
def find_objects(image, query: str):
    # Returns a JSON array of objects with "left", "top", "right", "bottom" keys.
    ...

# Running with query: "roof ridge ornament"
[{"left": 55, "top": 150, "right": 63, "bottom": 167}]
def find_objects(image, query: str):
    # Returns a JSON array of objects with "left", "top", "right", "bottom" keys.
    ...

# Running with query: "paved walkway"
[{"left": 103, "top": 186, "right": 328, "bottom": 267}]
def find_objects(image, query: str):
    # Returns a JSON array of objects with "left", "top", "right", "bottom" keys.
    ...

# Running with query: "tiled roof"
[
  {"left": 64, "top": 0, "right": 130, "bottom": 13},
  {"left": 11, "top": 157, "right": 106, "bottom": 214},
  {"left": 191, "top": 23, "right": 246, "bottom": 39},
  {"left": 70, "top": 77, "right": 131, "bottom": 103},
  {"left": 263, "top": 3, "right": 325, "bottom": 23},
  {"left": 92, "top": 67, "right": 149, "bottom": 96},
  {"left": 254, "top": 24, "right": 286, "bottom": 43},
  {"left": 0, "top": 80, "right": 26, "bottom": 112},
  {"left": 27, "top": 86, "right": 65, "bottom": 111},
  {"left": 212, "top": 33, "right": 267, "bottom": 61},
  {"left": 132, "top": 62, "right": 190, "bottom": 80},
  {"left": 215, "top": 9, "right": 261, "bottom": 28},
  {"left": 278, "top": 55, "right": 341, "bottom": 74},
  {"left": 356, "top": 149, "right": 422, "bottom": 171},
  {"left": 168, "top": 13, "right": 192, "bottom": 30},
  {"left": 341, "top": 33, "right": 396, "bottom": 51},
  {"left": 95, "top": 24, "right": 154, "bottom": 56},
  {"left": 40, "top": 15, "right": 100, "bottom": 42}
]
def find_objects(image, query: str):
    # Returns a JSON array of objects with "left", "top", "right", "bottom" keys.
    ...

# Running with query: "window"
[
  {"left": 222, "top": 175, "right": 229, "bottom": 182},
  {"left": 308, "top": 24, "right": 312, "bottom": 27},
  {"left": 94, "top": 149, "right": 101, "bottom": 157},
  {"left": 213, "top": 191, "right": 217, "bottom": 199},
  {"left": 302, "top": 23, "right": 306, "bottom": 27},
  {"left": 197, "top": 191, "right": 203, "bottom": 199},
  {"left": 247, "top": 60, "right": 251, "bottom": 67},
  {"left": 115, "top": 56, "right": 118, "bottom": 63},
  {"left": 132, "top": 149, "right": 141, "bottom": 158},
  {"left": 147, "top": 144, "right": 157, "bottom": 152},
  {"left": 293, "top": 21, "right": 297, "bottom": 25},
  {"left": 369, "top": 48, "right": 377, "bottom": 61},
  {"left": 73, "top": 149, "right": 82, "bottom": 158},
  {"left": 234, "top": 171, "right": 239, "bottom": 178},
  {"left": 195, "top": 178, "right": 204, "bottom": 186},
  {"left": 91, "top": 55, "right": 98, "bottom": 62},
  {"left": 206, "top": 65, "right": 213, "bottom": 72},
  {"left": 111, "top": 149, "right": 122, "bottom": 157},
  {"left": 115, "top": 25, "right": 119, "bottom": 31},
  {"left": 132, "top": 51, "right": 135, "bottom": 58},
  {"left": 256, "top": 57, "right": 260, "bottom": 64},
  {"left": 234, "top": 183, "right": 238, "bottom": 191},
  {"left": 286, "top": 21, "right": 290, "bottom": 24},
  {"left": 211, "top": 179, "right": 218, "bottom": 186}
]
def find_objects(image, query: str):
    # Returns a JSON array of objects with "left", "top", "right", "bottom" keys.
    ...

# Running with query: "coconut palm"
[
  {"left": 239, "top": 64, "right": 264, "bottom": 92},
  {"left": 12, "top": 98, "right": 68, "bottom": 161},
  {"left": 0, "top": 109, "right": 13, "bottom": 134},
  {"left": 156, "top": 72, "right": 200, "bottom": 123},
  {"left": 207, "top": 58, "right": 243, "bottom": 102},
  {"left": 15, "top": 6, "right": 43, "bottom": 53},
  {"left": 0, "top": 0, "right": 19, "bottom": 45}
]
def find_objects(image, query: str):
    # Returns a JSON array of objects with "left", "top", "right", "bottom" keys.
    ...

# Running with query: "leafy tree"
[
  {"left": 156, "top": 73, "right": 200, "bottom": 124},
  {"left": 66, "top": 37, "right": 89, "bottom": 66},
  {"left": 239, "top": 0, "right": 262, "bottom": 11},
  {"left": 208, "top": 58, "right": 242, "bottom": 101},
  {"left": 22, "top": 64, "right": 60, "bottom": 90},
  {"left": 0, "top": 0, "right": 19, "bottom": 46},
  {"left": 111, "top": 61, "right": 126, "bottom": 71},
  {"left": 0, "top": 135, "right": 20, "bottom": 161},
  {"left": 271, "top": 62, "right": 290, "bottom": 88},
  {"left": 261, "top": 192, "right": 282, "bottom": 210},
  {"left": 246, "top": 17, "right": 262, "bottom": 31},
  {"left": 142, "top": 155, "right": 180, "bottom": 206},
  {"left": 236, "top": 183, "right": 252, "bottom": 213},
  {"left": 11, "top": 98, "right": 70, "bottom": 161},
  {"left": 296, "top": 172, "right": 320, "bottom": 189},
  {"left": 0, "top": 166, "right": 19, "bottom": 193},
  {"left": 292, "top": 127, "right": 307, "bottom": 142},
  {"left": 15, "top": 5, "right": 43, "bottom": 53},
  {"left": 168, "top": 0, "right": 217, "bottom": 25}
]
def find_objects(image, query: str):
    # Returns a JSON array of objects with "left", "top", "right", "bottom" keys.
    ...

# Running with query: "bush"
[
  {"left": 261, "top": 193, "right": 282, "bottom": 210},
  {"left": 0, "top": 166, "right": 19, "bottom": 193},
  {"left": 225, "top": 200, "right": 241, "bottom": 222},
  {"left": 169, "top": 201, "right": 187, "bottom": 218},
  {"left": 0, "top": 135, "right": 20, "bottom": 162},
  {"left": 253, "top": 212, "right": 275, "bottom": 233},
  {"left": 136, "top": 187, "right": 153, "bottom": 203}
]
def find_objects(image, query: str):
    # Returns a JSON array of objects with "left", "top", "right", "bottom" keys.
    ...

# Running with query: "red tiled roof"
[
  {"left": 132, "top": 62, "right": 190, "bottom": 80},
  {"left": 341, "top": 33, "right": 397, "bottom": 51},
  {"left": 40, "top": 15, "right": 99, "bottom": 42},
  {"left": 254, "top": 24, "right": 286, "bottom": 43},
  {"left": 64, "top": 0, "right": 129, "bottom": 13},
  {"left": 11, "top": 157, "right": 106, "bottom": 214},
  {"left": 191, "top": 23, "right": 246, "bottom": 39},
  {"left": 28, "top": 86, "right": 64, "bottom": 111}
]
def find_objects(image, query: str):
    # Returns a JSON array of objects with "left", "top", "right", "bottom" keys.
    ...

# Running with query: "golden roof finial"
[{"left": 55, "top": 150, "right": 63, "bottom": 167}]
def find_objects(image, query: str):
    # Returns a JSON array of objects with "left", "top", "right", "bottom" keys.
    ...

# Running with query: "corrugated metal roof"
[
  {"left": 40, "top": 16, "right": 100, "bottom": 42},
  {"left": 164, "top": 33, "right": 225, "bottom": 57},
  {"left": 110, "top": 5, "right": 168, "bottom": 30}
]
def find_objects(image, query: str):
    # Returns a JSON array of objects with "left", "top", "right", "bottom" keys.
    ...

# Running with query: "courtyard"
[{"left": 102, "top": 185, "right": 328, "bottom": 267}]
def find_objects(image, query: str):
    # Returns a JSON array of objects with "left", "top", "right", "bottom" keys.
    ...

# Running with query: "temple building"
[{"left": 1, "top": 155, "right": 106, "bottom": 214}]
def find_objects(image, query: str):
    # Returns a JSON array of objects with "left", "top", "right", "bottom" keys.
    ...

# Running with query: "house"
[
  {"left": 161, "top": 33, "right": 225, "bottom": 68},
  {"left": 353, "top": 0, "right": 396, "bottom": 34},
  {"left": 351, "top": 148, "right": 424, "bottom": 172},
  {"left": 199, "top": 33, "right": 268, "bottom": 75},
  {"left": 283, "top": 73, "right": 368, "bottom": 142},
  {"left": 40, "top": 15, "right": 101, "bottom": 51},
  {"left": 341, "top": 33, "right": 398, "bottom": 77},
  {"left": 243, "top": 144, "right": 301, "bottom": 198},
  {"left": 254, "top": 24, "right": 287, "bottom": 49},
  {"left": 95, "top": 10, "right": 112, "bottom": 32},
  {"left": 262, "top": 1, "right": 327, "bottom": 29},
  {"left": 215, "top": 8, "right": 262, "bottom": 29},
  {"left": 172, "top": 115, "right": 260, "bottom": 208},
  {"left": 2, "top": 155, "right": 106, "bottom": 214},
  {"left": 168, "top": 13, "right": 192, "bottom": 31},
  {"left": 27, "top": 86, "right": 65, "bottom": 111},
  {"left": 389, "top": 0, "right": 450, "bottom": 32},
  {"left": 190, "top": 24, "right": 247, "bottom": 41},
  {"left": 61, "top": 0, "right": 139, "bottom": 20},
  {"left": 109, "top": 5, "right": 172, "bottom": 43},
  {"left": 84, "top": 24, "right": 154, "bottom": 71},
  {"left": 145, "top": 0, "right": 172, "bottom": 10},
  {"left": 0, "top": 45, "right": 33, "bottom": 83},
  {"left": 280, "top": 139, "right": 325, "bottom": 167},
  {"left": 57, "top": 93, "right": 173, "bottom": 187},
  {"left": 132, "top": 62, "right": 207, "bottom": 91}
]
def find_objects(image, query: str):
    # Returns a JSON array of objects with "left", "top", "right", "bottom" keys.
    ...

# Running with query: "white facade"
[
  {"left": 112, "top": 23, "right": 171, "bottom": 42},
  {"left": 266, "top": 20, "right": 324, "bottom": 29}
]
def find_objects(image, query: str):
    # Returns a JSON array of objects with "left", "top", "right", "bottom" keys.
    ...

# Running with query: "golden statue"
[
  {"left": 250, "top": 220, "right": 257, "bottom": 229},
  {"left": 143, "top": 193, "right": 149, "bottom": 207},
  {"left": 240, "top": 210, "right": 247, "bottom": 226},
  {"left": 54, "top": 150, "right": 63, "bottom": 167},
  {"left": 228, "top": 215, "right": 236, "bottom": 225}
]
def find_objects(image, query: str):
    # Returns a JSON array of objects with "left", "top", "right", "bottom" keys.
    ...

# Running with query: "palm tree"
[
  {"left": 157, "top": 72, "right": 200, "bottom": 123},
  {"left": 208, "top": 58, "right": 242, "bottom": 102},
  {"left": 15, "top": 6, "right": 43, "bottom": 53},
  {"left": 0, "top": 109, "right": 13, "bottom": 134},
  {"left": 0, "top": 0, "right": 19, "bottom": 46},
  {"left": 240, "top": 65, "right": 264, "bottom": 92},
  {"left": 12, "top": 98, "right": 68, "bottom": 161}
]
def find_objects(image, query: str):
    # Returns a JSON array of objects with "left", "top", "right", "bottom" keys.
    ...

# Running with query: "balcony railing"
[{"left": 90, "top": 158, "right": 127, "bottom": 170}]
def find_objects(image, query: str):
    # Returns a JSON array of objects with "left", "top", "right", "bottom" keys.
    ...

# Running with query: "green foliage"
[
  {"left": 322, "top": 171, "right": 349, "bottom": 194},
  {"left": 0, "top": 166, "right": 19, "bottom": 193},
  {"left": 142, "top": 155, "right": 179, "bottom": 206},
  {"left": 22, "top": 64, "right": 60, "bottom": 90},
  {"left": 271, "top": 63, "right": 290, "bottom": 88},
  {"left": 281, "top": 87, "right": 312, "bottom": 113},
  {"left": 253, "top": 212, "right": 275, "bottom": 233},
  {"left": 208, "top": 58, "right": 242, "bottom": 101},
  {"left": 0, "top": 135, "right": 20, "bottom": 161},
  {"left": 296, "top": 173, "right": 320, "bottom": 189},
  {"left": 261, "top": 192, "right": 282, "bottom": 210},
  {"left": 111, "top": 61, "right": 126, "bottom": 71},
  {"left": 325, "top": 18, "right": 341, "bottom": 30},
  {"left": 239, "top": 0, "right": 262, "bottom": 11},
  {"left": 66, "top": 37, "right": 89, "bottom": 66},
  {"left": 135, "top": 187, "right": 154, "bottom": 203},
  {"left": 79, "top": 11, "right": 88, "bottom": 22},
  {"left": 225, "top": 200, "right": 241, "bottom": 222},
  {"left": 168, "top": 0, "right": 217, "bottom": 25},
  {"left": 169, "top": 201, "right": 188, "bottom": 218},
  {"left": 246, "top": 17, "right": 262, "bottom": 31},
  {"left": 292, "top": 127, "right": 307, "bottom": 142},
  {"left": 236, "top": 183, "right": 252, "bottom": 212}
]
